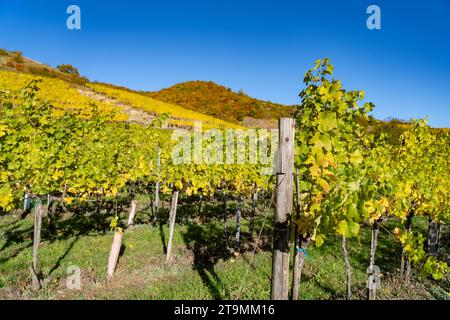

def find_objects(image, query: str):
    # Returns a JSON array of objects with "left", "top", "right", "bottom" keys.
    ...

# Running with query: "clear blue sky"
[{"left": 0, "top": 0, "right": 449, "bottom": 127}]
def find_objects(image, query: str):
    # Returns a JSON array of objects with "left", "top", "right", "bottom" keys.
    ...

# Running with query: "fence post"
[
  {"left": 166, "top": 189, "right": 179, "bottom": 261},
  {"left": 31, "top": 199, "right": 44, "bottom": 292},
  {"left": 107, "top": 229, "right": 124, "bottom": 281},
  {"left": 271, "top": 118, "right": 294, "bottom": 300}
]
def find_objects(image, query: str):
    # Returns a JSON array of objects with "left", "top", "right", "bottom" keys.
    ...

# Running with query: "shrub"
[
  {"left": 57, "top": 64, "right": 80, "bottom": 77},
  {"left": 15, "top": 63, "right": 25, "bottom": 71},
  {"left": 11, "top": 51, "right": 24, "bottom": 63},
  {"left": 0, "top": 48, "right": 9, "bottom": 56},
  {"left": 28, "top": 66, "right": 57, "bottom": 78}
]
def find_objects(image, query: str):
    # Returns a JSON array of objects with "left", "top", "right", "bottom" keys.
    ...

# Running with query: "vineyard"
[{"left": 0, "top": 59, "right": 449, "bottom": 300}]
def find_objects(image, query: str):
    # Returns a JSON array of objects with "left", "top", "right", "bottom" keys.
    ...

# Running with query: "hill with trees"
[{"left": 146, "top": 80, "right": 296, "bottom": 124}]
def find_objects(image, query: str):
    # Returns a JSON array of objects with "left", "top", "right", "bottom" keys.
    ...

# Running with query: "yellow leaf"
[
  {"left": 317, "top": 178, "right": 330, "bottom": 193},
  {"left": 349, "top": 149, "right": 363, "bottom": 165},
  {"left": 380, "top": 197, "right": 389, "bottom": 208}
]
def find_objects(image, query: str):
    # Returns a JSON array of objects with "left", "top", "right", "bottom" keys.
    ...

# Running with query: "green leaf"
[
  {"left": 318, "top": 112, "right": 338, "bottom": 133},
  {"left": 349, "top": 149, "right": 363, "bottom": 165},
  {"left": 347, "top": 203, "right": 358, "bottom": 219},
  {"left": 337, "top": 220, "right": 348, "bottom": 236},
  {"left": 347, "top": 220, "right": 360, "bottom": 237},
  {"left": 337, "top": 219, "right": 360, "bottom": 238},
  {"left": 315, "top": 234, "right": 325, "bottom": 247}
]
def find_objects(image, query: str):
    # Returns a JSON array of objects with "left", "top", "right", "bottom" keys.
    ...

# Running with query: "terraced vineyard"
[
  {"left": 87, "top": 82, "right": 241, "bottom": 129},
  {"left": 0, "top": 69, "right": 240, "bottom": 130}
]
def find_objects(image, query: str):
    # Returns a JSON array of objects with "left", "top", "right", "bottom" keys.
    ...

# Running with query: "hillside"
[
  {"left": 1, "top": 49, "right": 293, "bottom": 128},
  {"left": 0, "top": 49, "right": 240, "bottom": 130},
  {"left": 2, "top": 48, "right": 447, "bottom": 132},
  {"left": 146, "top": 81, "right": 296, "bottom": 124},
  {"left": 0, "top": 48, "right": 88, "bottom": 85}
]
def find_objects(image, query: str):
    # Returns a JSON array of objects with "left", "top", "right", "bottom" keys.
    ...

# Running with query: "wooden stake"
[
  {"left": 271, "top": 118, "right": 294, "bottom": 300},
  {"left": 368, "top": 221, "right": 379, "bottom": 300},
  {"left": 127, "top": 199, "right": 137, "bottom": 227},
  {"left": 400, "top": 209, "right": 414, "bottom": 282},
  {"left": 31, "top": 201, "right": 44, "bottom": 292},
  {"left": 341, "top": 236, "right": 352, "bottom": 300},
  {"left": 107, "top": 229, "right": 124, "bottom": 281},
  {"left": 166, "top": 189, "right": 179, "bottom": 262},
  {"left": 292, "top": 168, "right": 302, "bottom": 300}
]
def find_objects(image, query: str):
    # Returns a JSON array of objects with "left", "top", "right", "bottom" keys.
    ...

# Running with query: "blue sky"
[{"left": 0, "top": 0, "right": 449, "bottom": 127}]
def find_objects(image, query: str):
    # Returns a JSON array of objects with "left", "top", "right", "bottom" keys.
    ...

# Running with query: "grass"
[{"left": 0, "top": 196, "right": 448, "bottom": 300}]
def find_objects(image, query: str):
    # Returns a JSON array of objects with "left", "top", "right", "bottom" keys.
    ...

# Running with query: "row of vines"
[
  {"left": 290, "top": 59, "right": 449, "bottom": 300},
  {"left": 0, "top": 59, "right": 449, "bottom": 299}
]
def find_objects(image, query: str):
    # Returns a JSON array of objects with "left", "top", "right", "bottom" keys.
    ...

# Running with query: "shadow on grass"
[
  {"left": 0, "top": 196, "right": 133, "bottom": 272},
  {"left": 48, "top": 235, "right": 80, "bottom": 276},
  {"left": 183, "top": 223, "right": 231, "bottom": 299},
  {"left": 180, "top": 206, "right": 274, "bottom": 299}
]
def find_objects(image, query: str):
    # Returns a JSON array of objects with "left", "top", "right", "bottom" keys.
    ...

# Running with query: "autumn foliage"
[{"left": 146, "top": 81, "right": 296, "bottom": 124}]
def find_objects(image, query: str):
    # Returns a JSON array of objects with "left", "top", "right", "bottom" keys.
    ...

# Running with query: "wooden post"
[
  {"left": 31, "top": 200, "right": 44, "bottom": 292},
  {"left": 341, "top": 236, "right": 352, "bottom": 300},
  {"left": 292, "top": 168, "right": 301, "bottom": 300},
  {"left": 46, "top": 193, "right": 51, "bottom": 211},
  {"left": 127, "top": 199, "right": 137, "bottom": 227},
  {"left": 368, "top": 221, "right": 379, "bottom": 300},
  {"left": 166, "top": 189, "right": 179, "bottom": 261},
  {"left": 400, "top": 209, "right": 414, "bottom": 281},
  {"left": 271, "top": 118, "right": 294, "bottom": 300},
  {"left": 107, "top": 229, "right": 124, "bottom": 281}
]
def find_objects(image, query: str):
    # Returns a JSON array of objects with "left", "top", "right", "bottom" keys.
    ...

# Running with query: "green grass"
[{"left": 0, "top": 197, "right": 448, "bottom": 300}]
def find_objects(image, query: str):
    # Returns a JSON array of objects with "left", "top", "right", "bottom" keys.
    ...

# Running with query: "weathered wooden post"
[
  {"left": 31, "top": 198, "right": 44, "bottom": 292},
  {"left": 292, "top": 168, "right": 302, "bottom": 300},
  {"left": 368, "top": 221, "right": 380, "bottom": 300},
  {"left": 166, "top": 189, "right": 179, "bottom": 261},
  {"left": 127, "top": 199, "right": 138, "bottom": 227},
  {"left": 400, "top": 208, "right": 414, "bottom": 282},
  {"left": 271, "top": 118, "right": 294, "bottom": 300},
  {"left": 107, "top": 229, "right": 124, "bottom": 281}
]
